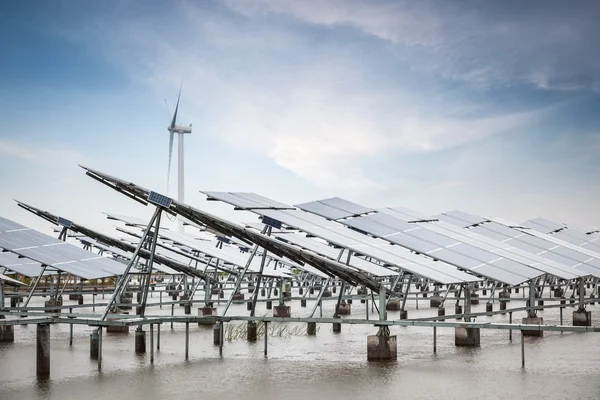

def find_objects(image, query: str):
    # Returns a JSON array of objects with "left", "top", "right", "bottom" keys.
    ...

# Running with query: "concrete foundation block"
[
  {"left": 399, "top": 309, "right": 408, "bottom": 320},
  {"left": 429, "top": 295, "right": 442, "bottom": 308},
  {"left": 336, "top": 303, "right": 351, "bottom": 315},
  {"left": 455, "top": 327, "right": 480, "bottom": 347},
  {"left": 522, "top": 317, "right": 543, "bottom": 337},
  {"left": 500, "top": 302, "right": 507, "bottom": 311},
  {"left": 367, "top": 333, "right": 397, "bottom": 360},
  {"left": 266, "top": 300, "right": 272, "bottom": 310},
  {"left": 232, "top": 293, "right": 244, "bottom": 302},
  {"left": 322, "top": 290, "right": 332, "bottom": 298},
  {"left": 0, "top": 325, "right": 15, "bottom": 342},
  {"left": 37, "top": 324, "right": 51, "bottom": 378},
  {"left": 106, "top": 312, "right": 130, "bottom": 333},
  {"left": 213, "top": 324, "right": 222, "bottom": 346},
  {"left": 135, "top": 328, "right": 146, "bottom": 353},
  {"left": 307, "top": 322, "right": 317, "bottom": 336},
  {"left": 273, "top": 305, "right": 291, "bottom": 318},
  {"left": 300, "top": 299, "right": 307, "bottom": 307},
  {"left": 486, "top": 303, "right": 493, "bottom": 313},
  {"left": 184, "top": 303, "right": 192, "bottom": 314},
  {"left": 90, "top": 330, "right": 99, "bottom": 359},
  {"left": 333, "top": 316, "right": 341, "bottom": 333},
  {"left": 247, "top": 321, "right": 257, "bottom": 342},
  {"left": 386, "top": 299, "right": 400, "bottom": 311},
  {"left": 438, "top": 307, "right": 445, "bottom": 317},
  {"left": 69, "top": 294, "right": 82, "bottom": 301},
  {"left": 298, "top": 288, "right": 303, "bottom": 295},
  {"left": 554, "top": 288, "right": 564, "bottom": 297},
  {"left": 573, "top": 309, "right": 592, "bottom": 327}
]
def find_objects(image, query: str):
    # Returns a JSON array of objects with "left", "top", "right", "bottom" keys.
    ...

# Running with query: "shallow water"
[{"left": 1, "top": 291, "right": 599, "bottom": 400}]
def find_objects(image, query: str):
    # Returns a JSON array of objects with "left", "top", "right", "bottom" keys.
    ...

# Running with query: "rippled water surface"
[{"left": 1, "top": 293, "right": 599, "bottom": 400}]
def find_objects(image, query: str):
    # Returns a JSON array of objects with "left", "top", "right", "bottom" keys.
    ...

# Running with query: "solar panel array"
[
  {"left": 0, "top": 216, "right": 126, "bottom": 280},
  {"left": 437, "top": 211, "right": 600, "bottom": 278},
  {"left": 295, "top": 197, "right": 375, "bottom": 220},
  {"left": 250, "top": 209, "right": 479, "bottom": 284}
]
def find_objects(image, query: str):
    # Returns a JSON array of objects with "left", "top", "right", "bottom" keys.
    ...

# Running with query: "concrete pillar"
[
  {"left": 307, "top": 322, "right": 317, "bottom": 336},
  {"left": 399, "top": 309, "right": 408, "bottom": 320},
  {"left": 522, "top": 317, "right": 543, "bottom": 337},
  {"left": 273, "top": 305, "right": 290, "bottom": 317},
  {"left": 486, "top": 303, "right": 493, "bottom": 314},
  {"left": 266, "top": 300, "right": 272, "bottom": 310},
  {"left": 573, "top": 309, "right": 592, "bottom": 326},
  {"left": 298, "top": 287, "right": 303, "bottom": 295},
  {"left": 300, "top": 299, "right": 307, "bottom": 307},
  {"left": 184, "top": 303, "right": 192, "bottom": 314},
  {"left": 135, "top": 327, "right": 146, "bottom": 353},
  {"left": 90, "top": 329, "right": 99, "bottom": 359},
  {"left": 246, "top": 301, "right": 253, "bottom": 311},
  {"left": 470, "top": 293, "right": 480, "bottom": 305},
  {"left": 322, "top": 289, "right": 332, "bottom": 298},
  {"left": 247, "top": 321, "right": 257, "bottom": 342},
  {"left": 455, "top": 327, "right": 480, "bottom": 346},
  {"left": 367, "top": 327, "right": 397, "bottom": 360},
  {"left": 37, "top": 324, "right": 51, "bottom": 378},
  {"left": 437, "top": 307, "right": 445, "bottom": 317},
  {"left": 500, "top": 302, "right": 507, "bottom": 311}
]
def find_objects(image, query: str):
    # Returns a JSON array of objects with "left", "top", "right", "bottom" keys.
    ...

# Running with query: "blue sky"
[{"left": 1, "top": 0, "right": 599, "bottom": 235}]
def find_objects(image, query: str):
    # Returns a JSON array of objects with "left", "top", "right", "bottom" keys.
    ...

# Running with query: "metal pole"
[
  {"left": 251, "top": 228, "right": 271, "bottom": 316},
  {"left": 433, "top": 326, "right": 437, "bottom": 354},
  {"left": 171, "top": 304, "right": 174, "bottom": 329},
  {"left": 379, "top": 285, "right": 386, "bottom": 321},
  {"left": 509, "top": 312, "right": 512, "bottom": 341},
  {"left": 185, "top": 322, "right": 189, "bottom": 360},
  {"left": 521, "top": 331, "right": 525, "bottom": 368},
  {"left": 150, "top": 323, "right": 154, "bottom": 364},
  {"left": 157, "top": 323, "right": 161, "bottom": 351},
  {"left": 264, "top": 321, "right": 268, "bottom": 357},
  {"left": 309, "top": 277, "right": 331, "bottom": 317},
  {"left": 23, "top": 265, "right": 48, "bottom": 307},
  {"left": 98, "top": 327, "right": 103, "bottom": 370},
  {"left": 219, "top": 320, "right": 224, "bottom": 356},
  {"left": 69, "top": 308, "right": 73, "bottom": 346}
]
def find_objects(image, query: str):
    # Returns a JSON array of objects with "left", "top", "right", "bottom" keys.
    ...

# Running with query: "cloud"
[
  {"left": 225, "top": 0, "right": 600, "bottom": 91},
  {"left": 0, "top": 139, "right": 84, "bottom": 165}
]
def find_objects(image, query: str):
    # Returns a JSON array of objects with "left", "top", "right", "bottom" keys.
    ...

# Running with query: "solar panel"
[
  {"left": 441, "top": 211, "right": 487, "bottom": 226},
  {"left": 0, "top": 216, "right": 126, "bottom": 280},
  {"left": 276, "top": 233, "right": 397, "bottom": 277},
  {"left": 294, "top": 201, "right": 352, "bottom": 220},
  {"left": 201, "top": 191, "right": 294, "bottom": 210},
  {"left": 148, "top": 191, "right": 173, "bottom": 208},
  {"left": 317, "top": 197, "right": 374, "bottom": 216},
  {"left": 57, "top": 217, "right": 73, "bottom": 228},
  {"left": 104, "top": 212, "right": 151, "bottom": 227}
]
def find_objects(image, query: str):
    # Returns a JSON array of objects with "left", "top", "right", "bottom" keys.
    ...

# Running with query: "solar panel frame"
[{"left": 294, "top": 201, "right": 352, "bottom": 220}]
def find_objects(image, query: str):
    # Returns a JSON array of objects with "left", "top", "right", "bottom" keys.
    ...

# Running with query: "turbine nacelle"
[{"left": 168, "top": 124, "right": 192, "bottom": 134}]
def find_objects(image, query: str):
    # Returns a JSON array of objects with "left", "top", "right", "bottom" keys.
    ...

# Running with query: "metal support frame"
[
  {"left": 308, "top": 277, "right": 331, "bottom": 318},
  {"left": 251, "top": 227, "right": 272, "bottom": 316},
  {"left": 401, "top": 274, "right": 411, "bottom": 311},
  {"left": 221, "top": 226, "right": 267, "bottom": 316},
  {"left": 23, "top": 265, "right": 48, "bottom": 308},
  {"left": 488, "top": 282, "right": 498, "bottom": 304},
  {"left": 140, "top": 211, "right": 162, "bottom": 318},
  {"left": 464, "top": 283, "right": 472, "bottom": 322},
  {"left": 100, "top": 207, "right": 162, "bottom": 320},
  {"left": 578, "top": 277, "right": 585, "bottom": 311},
  {"left": 440, "top": 285, "right": 451, "bottom": 308}
]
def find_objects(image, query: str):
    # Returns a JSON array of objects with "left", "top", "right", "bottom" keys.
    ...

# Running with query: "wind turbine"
[{"left": 166, "top": 85, "right": 192, "bottom": 232}]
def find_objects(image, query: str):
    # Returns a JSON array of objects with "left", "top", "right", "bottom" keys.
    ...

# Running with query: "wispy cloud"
[{"left": 0, "top": 139, "right": 84, "bottom": 165}]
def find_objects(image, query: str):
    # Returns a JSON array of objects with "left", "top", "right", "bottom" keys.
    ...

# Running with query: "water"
[{"left": 1, "top": 293, "right": 600, "bottom": 400}]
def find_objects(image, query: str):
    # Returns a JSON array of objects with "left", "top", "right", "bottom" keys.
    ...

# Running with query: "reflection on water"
[{"left": 1, "top": 296, "right": 600, "bottom": 400}]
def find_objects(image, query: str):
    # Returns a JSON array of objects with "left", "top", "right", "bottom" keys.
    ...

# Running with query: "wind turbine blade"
[
  {"left": 166, "top": 131, "right": 174, "bottom": 192},
  {"left": 164, "top": 99, "right": 172, "bottom": 122},
  {"left": 170, "top": 85, "right": 181, "bottom": 130}
]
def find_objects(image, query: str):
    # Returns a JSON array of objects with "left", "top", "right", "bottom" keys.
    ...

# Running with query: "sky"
[{"left": 0, "top": 0, "right": 599, "bottom": 237}]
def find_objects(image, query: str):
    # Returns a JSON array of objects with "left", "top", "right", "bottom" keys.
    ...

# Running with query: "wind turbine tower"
[{"left": 167, "top": 86, "right": 192, "bottom": 232}]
